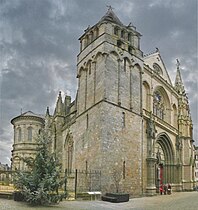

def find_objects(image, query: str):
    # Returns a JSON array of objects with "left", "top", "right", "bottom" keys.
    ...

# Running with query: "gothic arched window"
[
  {"left": 65, "top": 133, "right": 74, "bottom": 174},
  {"left": 153, "top": 91, "right": 165, "bottom": 119},
  {"left": 114, "top": 27, "right": 119, "bottom": 35},
  {"left": 143, "top": 81, "right": 151, "bottom": 111}
]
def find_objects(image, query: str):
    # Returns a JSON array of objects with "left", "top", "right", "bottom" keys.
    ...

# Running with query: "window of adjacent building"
[{"left": 27, "top": 127, "right": 32, "bottom": 142}]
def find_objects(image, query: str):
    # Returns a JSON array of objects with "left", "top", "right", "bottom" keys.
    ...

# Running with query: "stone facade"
[
  {"left": 11, "top": 8, "right": 196, "bottom": 196},
  {"left": 194, "top": 147, "right": 198, "bottom": 188}
]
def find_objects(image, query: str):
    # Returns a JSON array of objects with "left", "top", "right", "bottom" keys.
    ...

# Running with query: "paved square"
[{"left": 0, "top": 192, "right": 198, "bottom": 210}]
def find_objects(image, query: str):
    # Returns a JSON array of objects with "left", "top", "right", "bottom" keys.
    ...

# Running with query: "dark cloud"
[{"left": 0, "top": 0, "right": 197, "bottom": 165}]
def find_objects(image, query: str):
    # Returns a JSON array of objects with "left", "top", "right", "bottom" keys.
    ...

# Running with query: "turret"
[
  {"left": 64, "top": 95, "right": 71, "bottom": 114},
  {"left": 175, "top": 59, "right": 193, "bottom": 138},
  {"left": 174, "top": 59, "right": 185, "bottom": 95},
  {"left": 54, "top": 91, "right": 64, "bottom": 116},
  {"left": 11, "top": 111, "right": 45, "bottom": 170},
  {"left": 77, "top": 7, "right": 143, "bottom": 115}
]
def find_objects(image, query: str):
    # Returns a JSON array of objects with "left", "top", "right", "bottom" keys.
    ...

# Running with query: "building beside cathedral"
[{"left": 11, "top": 8, "right": 195, "bottom": 196}]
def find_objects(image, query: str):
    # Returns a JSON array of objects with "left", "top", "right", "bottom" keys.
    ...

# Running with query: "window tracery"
[
  {"left": 153, "top": 63, "right": 163, "bottom": 75},
  {"left": 153, "top": 91, "right": 165, "bottom": 119}
]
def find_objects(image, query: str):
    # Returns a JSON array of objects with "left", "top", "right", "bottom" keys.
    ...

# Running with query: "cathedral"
[{"left": 11, "top": 8, "right": 195, "bottom": 196}]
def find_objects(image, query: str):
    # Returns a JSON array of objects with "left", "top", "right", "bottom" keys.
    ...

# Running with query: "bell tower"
[
  {"left": 77, "top": 7, "right": 143, "bottom": 115},
  {"left": 74, "top": 8, "right": 144, "bottom": 195}
]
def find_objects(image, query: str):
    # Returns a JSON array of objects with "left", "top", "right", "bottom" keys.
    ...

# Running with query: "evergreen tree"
[{"left": 13, "top": 132, "right": 66, "bottom": 205}]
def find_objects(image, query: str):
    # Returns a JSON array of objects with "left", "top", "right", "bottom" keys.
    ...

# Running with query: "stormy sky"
[{"left": 0, "top": 0, "right": 197, "bottom": 165}]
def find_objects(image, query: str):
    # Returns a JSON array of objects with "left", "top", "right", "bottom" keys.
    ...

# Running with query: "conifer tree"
[{"left": 13, "top": 132, "right": 66, "bottom": 205}]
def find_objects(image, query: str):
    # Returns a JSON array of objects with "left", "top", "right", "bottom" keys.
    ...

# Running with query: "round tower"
[{"left": 11, "top": 111, "right": 45, "bottom": 170}]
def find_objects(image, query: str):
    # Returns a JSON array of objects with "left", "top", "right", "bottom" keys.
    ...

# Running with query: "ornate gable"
[{"left": 144, "top": 50, "right": 172, "bottom": 85}]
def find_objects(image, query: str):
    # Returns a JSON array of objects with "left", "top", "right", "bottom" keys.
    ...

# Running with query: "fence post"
[
  {"left": 75, "top": 169, "right": 78, "bottom": 199},
  {"left": 100, "top": 171, "right": 102, "bottom": 191}
]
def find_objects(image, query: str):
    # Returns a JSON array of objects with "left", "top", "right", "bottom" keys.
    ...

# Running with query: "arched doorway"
[{"left": 155, "top": 133, "right": 175, "bottom": 192}]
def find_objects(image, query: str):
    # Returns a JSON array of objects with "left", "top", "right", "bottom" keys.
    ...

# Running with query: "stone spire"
[
  {"left": 174, "top": 59, "right": 185, "bottom": 95},
  {"left": 99, "top": 6, "right": 123, "bottom": 26},
  {"left": 46, "top": 106, "right": 50, "bottom": 116},
  {"left": 55, "top": 91, "right": 63, "bottom": 115},
  {"left": 175, "top": 59, "right": 193, "bottom": 138}
]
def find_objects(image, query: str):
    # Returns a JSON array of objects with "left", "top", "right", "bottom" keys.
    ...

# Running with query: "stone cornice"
[{"left": 11, "top": 115, "right": 45, "bottom": 125}]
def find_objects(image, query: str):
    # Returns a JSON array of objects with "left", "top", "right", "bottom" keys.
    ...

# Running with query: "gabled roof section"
[
  {"left": 144, "top": 49, "right": 172, "bottom": 85},
  {"left": 99, "top": 6, "right": 124, "bottom": 26}
]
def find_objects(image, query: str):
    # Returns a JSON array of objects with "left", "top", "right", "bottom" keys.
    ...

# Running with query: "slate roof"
[
  {"left": 20, "top": 111, "right": 44, "bottom": 118},
  {"left": 99, "top": 7, "right": 124, "bottom": 26}
]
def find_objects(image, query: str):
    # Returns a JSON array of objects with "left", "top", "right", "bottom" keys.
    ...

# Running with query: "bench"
[
  {"left": 87, "top": 191, "right": 101, "bottom": 200},
  {"left": 102, "top": 193, "right": 129, "bottom": 203}
]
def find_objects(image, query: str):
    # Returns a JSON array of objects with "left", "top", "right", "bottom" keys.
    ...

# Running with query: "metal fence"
[
  {"left": 63, "top": 169, "right": 101, "bottom": 198},
  {"left": 0, "top": 169, "right": 101, "bottom": 199}
]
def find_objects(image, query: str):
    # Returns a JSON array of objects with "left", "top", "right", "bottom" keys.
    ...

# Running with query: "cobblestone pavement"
[{"left": 0, "top": 192, "right": 198, "bottom": 210}]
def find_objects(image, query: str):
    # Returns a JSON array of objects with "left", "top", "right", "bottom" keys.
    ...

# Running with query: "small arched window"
[
  {"left": 114, "top": 27, "right": 119, "bottom": 35},
  {"left": 90, "top": 31, "right": 94, "bottom": 42},
  {"left": 95, "top": 27, "right": 99, "bottom": 37},
  {"left": 121, "top": 30, "right": 124, "bottom": 38},
  {"left": 128, "top": 33, "right": 132, "bottom": 42},
  {"left": 173, "top": 104, "right": 178, "bottom": 128},
  {"left": 18, "top": 128, "right": 22, "bottom": 142},
  {"left": 27, "top": 127, "right": 32, "bottom": 142}
]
